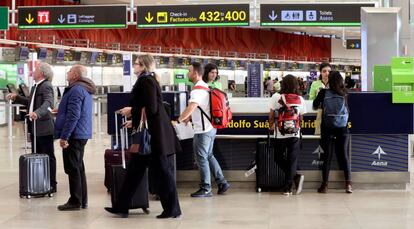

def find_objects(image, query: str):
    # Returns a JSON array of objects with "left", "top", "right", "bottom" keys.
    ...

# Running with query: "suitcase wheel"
[
  {"left": 48, "top": 193, "right": 53, "bottom": 197},
  {"left": 256, "top": 187, "right": 262, "bottom": 193},
  {"left": 142, "top": 208, "right": 150, "bottom": 214},
  {"left": 19, "top": 195, "right": 24, "bottom": 198},
  {"left": 26, "top": 195, "right": 32, "bottom": 199}
]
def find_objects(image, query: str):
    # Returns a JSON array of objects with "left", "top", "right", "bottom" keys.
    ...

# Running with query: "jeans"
[
  {"left": 320, "top": 127, "right": 351, "bottom": 183},
  {"left": 193, "top": 128, "right": 226, "bottom": 192},
  {"left": 274, "top": 137, "right": 301, "bottom": 189}
]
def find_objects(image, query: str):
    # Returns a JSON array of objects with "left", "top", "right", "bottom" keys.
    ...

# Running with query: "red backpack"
[
  {"left": 193, "top": 86, "right": 233, "bottom": 129},
  {"left": 277, "top": 94, "right": 301, "bottom": 135}
]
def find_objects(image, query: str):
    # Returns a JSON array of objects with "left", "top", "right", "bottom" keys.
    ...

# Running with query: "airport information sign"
[
  {"left": 0, "top": 7, "right": 9, "bottom": 30},
  {"left": 261, "top": 3, "right": 375, "bottom": 27},
  {"left": 346, "top": 39, "right": 361, "bottom": 49},
  {"left": 18, "top": 5, "right": 127, "bottom": 29},
  {"left": 137, "top": 4, "right": 249, "bottom": 28}
]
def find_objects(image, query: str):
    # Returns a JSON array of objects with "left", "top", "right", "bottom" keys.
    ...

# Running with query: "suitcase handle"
[
  {"left": 120, "top": 115, "right": 127, "bottom": 169},
  {"left": 24, "top": 115, "right": 37, "bottom": 154}
]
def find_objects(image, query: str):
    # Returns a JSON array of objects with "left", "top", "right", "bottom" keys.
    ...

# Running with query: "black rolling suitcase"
[
  {"left": 110, "top": 113, "right": 150, "bottom": 214},
  {"left": 255, "top": 132, "right": 286, "bottom": 192},
  {"left": 19, "top": 117, "right": 53, "bottom": 198}
]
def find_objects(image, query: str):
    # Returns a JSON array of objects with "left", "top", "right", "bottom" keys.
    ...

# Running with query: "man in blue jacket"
[{"left": 55, "top": 65, "right": 96, "bottom": 211}]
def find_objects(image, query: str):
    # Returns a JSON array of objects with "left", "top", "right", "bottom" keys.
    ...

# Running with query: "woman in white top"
[{"left": 268, "top": 75, "right": 307, "bottom": 195}]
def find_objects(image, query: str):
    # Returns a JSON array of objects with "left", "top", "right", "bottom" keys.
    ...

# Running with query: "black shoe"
[
  {"left": 190, "top": 188, "right": 213, "bottom": 198},
  {"left": 81, "top": 204, "right": 88, "bottom": 209},
  {"left": 156, "top": 212, "right": 181, "bottom": 219},
  {"left": 57, "top": 202, "right": 81, "bottom": 211},
  {"left": 217, "top": 182, "right": 230, "bottom": 195},
  {"left": 104, "top": 207, "right": 128, "bottom": 218},
  {"left": 293, "top": 174, "right": 304, "bottom": 195}
]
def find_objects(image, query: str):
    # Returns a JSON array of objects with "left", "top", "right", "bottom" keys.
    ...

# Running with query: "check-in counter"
[
  {"left": 177, "top": 92, "right": 413, "bottom": 190},
  {"left": 107, "top": 92, "right": 413, "bottom": 190}
]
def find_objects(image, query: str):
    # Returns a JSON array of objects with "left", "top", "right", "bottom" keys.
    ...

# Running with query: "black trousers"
[
  {"left": 274, "top": 137, "right": 301, "bottom": 189},
  {"left": 62, "top": 139, "right": 88, "bottom": 206},
  {"left": 30, "top": 134, "right": 56, "bottom": 189},
  {"left": 320, "top": 127, "right": 351, "bottom": 183},
  {"left": 117, "top": 153, "right": 181, "bottom": 216}
]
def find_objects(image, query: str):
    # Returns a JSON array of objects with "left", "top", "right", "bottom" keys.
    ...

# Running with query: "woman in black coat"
[{"left": 105, "top": 54, "right": 182, "bottom": 219}]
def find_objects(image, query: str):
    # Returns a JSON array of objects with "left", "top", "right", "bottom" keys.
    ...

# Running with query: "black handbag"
[{"left": 131, "top": 108, "right": 151, "bottom": 155}]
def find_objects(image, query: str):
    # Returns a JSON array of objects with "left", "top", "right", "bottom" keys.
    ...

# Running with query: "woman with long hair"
[
  {"left": 105, "top": 54, "right": 182, "bottom": 218},
  {"left": 313, "top": 71, "right": 352, "bottom": 194},
  {"left": 268, "top": 75, "right": 307, "bottom": 195}
]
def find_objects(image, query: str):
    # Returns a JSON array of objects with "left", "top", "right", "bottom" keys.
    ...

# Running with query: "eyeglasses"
[{"left": 133, "top": 62, "right": 143, "bottom": 66}]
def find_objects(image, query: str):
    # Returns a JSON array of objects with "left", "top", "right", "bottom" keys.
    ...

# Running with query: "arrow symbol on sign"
[
  {"left": 350, "top": 44, "right": 355, "bottom": 48},
  {"left": 269, "top": 10, "right": 278, "bottom": 21},
  {"left": 25, "top": 13, "right": 34, "bottom": 24},
  {"left": 145, "top": 12, "right": 154, "bottom": 23},
  {"left": 372, "top": 146, "right": 387, "bottom": 161},
  {"left": 58, "top": 14, "right": 65, "bottom": 24}
]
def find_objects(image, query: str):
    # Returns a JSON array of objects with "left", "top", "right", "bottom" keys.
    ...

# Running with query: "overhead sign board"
[
  {"left": 0, "top": 7, "right": 9, "bottom": 30},
  {"left": 137, "top": 4, "right": 249, "bottom": 28},
  {"left": 18, "top": 5, "right": 127, "bottom": 29},
  {"left": 260, "top": 3, "right": 375, "bottom": 27},
  {"left": 346, "top": 39, "right": 361, "bottom": 49}
]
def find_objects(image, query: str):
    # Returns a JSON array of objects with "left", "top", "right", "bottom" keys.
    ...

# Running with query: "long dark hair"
[
  {"left": 328, "top": 71, "right": 347, "bottom": 96},
  {"left": 280, "top": 74, "right": 300, "bottom": 95},
  {"left": 318, "top": 62, "right": 331, "bottom": 80},
  {"left": 202, "top": 63, "right": 219, "bottom": 83}
]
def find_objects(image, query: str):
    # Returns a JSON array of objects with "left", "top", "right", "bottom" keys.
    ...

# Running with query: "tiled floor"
[{"left": 1, "top": 120, "right": 414, "bottom": 229}]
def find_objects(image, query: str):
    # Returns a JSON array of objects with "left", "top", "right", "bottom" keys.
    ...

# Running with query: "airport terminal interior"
[{"left": 1, "top": 0, "right": 414, "bottom": 228}]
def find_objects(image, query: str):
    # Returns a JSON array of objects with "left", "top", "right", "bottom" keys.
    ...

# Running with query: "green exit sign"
[{"left": 0, "top": 7, "right": 9, "bottom": 30}]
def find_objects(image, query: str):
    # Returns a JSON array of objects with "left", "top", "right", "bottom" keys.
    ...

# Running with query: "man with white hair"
[
  {"left": 7, "top": 62, "right": 57, "bottom": 193},
  {"left": 55, "top": 65, "right": 95, "bottom": 211}
]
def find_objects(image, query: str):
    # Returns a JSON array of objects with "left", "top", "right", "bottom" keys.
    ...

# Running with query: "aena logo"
[
  {"left": 371, "top": 146, "right": 388, "bottom": 166},
  {"left": 312, "top": 145, "right": 324, "bottom": 166}
]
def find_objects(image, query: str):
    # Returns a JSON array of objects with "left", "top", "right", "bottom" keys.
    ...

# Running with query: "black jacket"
[
  {"left": 14, "top": 80, "right": 54, "bottom": 136},
  {"left": 130, "top": 72, "right": 182, "bottom": 156}
]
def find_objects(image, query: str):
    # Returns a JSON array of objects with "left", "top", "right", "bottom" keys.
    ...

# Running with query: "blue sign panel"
[
  {"left": 351, "top": 135, "right": 408, "bottom": 172},
  {"left": 247, "top": 63, "right": 262, "bottom": 97}
]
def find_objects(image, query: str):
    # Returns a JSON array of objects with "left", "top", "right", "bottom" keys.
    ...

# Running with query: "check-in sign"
[
  {"left": 137, "top": 4, "right": 249, "bottom": 28},
  {"left": 18, "top": 5, "right": 127, "bottom": 29},
  {"left": 261, "top": 3, "right": 375, "bottom": 27}
]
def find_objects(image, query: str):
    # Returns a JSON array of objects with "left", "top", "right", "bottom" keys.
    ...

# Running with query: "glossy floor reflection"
[{"left": 1, "top": 120, "right": 414, "bottom": 229}]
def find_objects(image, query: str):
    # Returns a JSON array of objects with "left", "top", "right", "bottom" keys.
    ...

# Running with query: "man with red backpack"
[
  {"left": 268, "top": 75, "right": 307, "bottom": 195},
  {"left": 178, "top": 62, "right": 230, "bottom": 198}
]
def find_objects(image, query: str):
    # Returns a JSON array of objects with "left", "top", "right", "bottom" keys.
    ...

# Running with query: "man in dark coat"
[
  {"left": 7, "top": 62, "right": 57, "bottom": 193},
  {"left": 55, "top": 65, "right": 95, "bottom": 211}
]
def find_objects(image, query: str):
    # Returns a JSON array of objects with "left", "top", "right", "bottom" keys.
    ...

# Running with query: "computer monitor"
[{"left": 38, "top": 48, "right": 48, "bottom": 60}]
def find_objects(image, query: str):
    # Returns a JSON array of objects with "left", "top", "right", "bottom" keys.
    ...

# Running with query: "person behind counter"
[
  {"left": 268, "top": 75, "right": 306, "bottom": 195},
  {"left": 105, "top": 54, "right": 182, "bottom": 219},
  {"left": 203, "top": 63, "right": 222, "bottom": 90},
  {"left": 309, "top": 62, "right": 331, "bottom": 100},
  {"left": 312, "top": 71, "right": 352, "bottom": 194}
]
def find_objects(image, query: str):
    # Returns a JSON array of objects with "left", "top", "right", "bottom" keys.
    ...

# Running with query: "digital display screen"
[
  {"left": 56, "top": 49, "right": 65, "bottom": 61},
  {"left": 175, "top": 74, "right": 185, "bottom": 79},
  {"left": 17, "top": 46, "right": 30, "bottom": 61},
  {"left": 38, "top": 48, "right": 47, "bottom": 60},
  {"left": 89, "top": 52, "right": 98, "bottom": 64}
]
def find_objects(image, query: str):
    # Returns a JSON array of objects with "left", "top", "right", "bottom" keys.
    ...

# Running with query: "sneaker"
[
  {"left": 190, "top": 188, "right": 213, "bottom": 198},
  {"left": 345, "top": 181, "right": 353, "bottom": 194},
  {"left": 293, "top": 174, "right": 304, "bottom": 195},
  {"left": 217, "top": 182, "right": 230, "bottom": 195},
  {"left": 317, "top": 182, "right": 328, "bottom": 194},
  {"left": 282, "top": 187, "right": 293, "bottom": 196}
]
